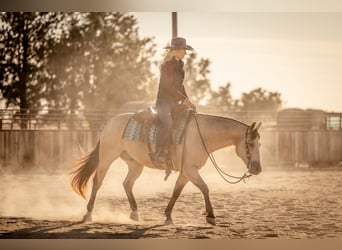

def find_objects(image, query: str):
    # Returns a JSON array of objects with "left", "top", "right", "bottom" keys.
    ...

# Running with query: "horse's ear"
[
  {"left": 256, "top": 122, "right": 262, "bottom": 131},
  {"left": 250, "top": 122, "right": 256, "bottom": 131}
]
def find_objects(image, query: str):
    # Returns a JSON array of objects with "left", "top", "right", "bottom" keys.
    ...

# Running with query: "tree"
[
  {"left": 238, "top": 87, "right": 282, "bottom": 112},
  {"left": 0, "top": 12, "right": 61, "bottom": 127},
  {"left": 46, "top": 12, "right": 156, "bottom": 112},
  {"left": 207, "top": 82, "right": 236, "bottom": 111},
  {"left": 183, "top": 51, "right": 212, "bottom": 105}
]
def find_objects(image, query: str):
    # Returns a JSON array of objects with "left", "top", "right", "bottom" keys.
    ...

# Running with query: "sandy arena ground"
[{"left": 1, "top": 158, "right": 342, "bottom": 239}]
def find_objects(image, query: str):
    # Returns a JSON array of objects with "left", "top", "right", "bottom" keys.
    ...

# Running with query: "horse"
[{"left": 70, "top": 110, "right": 262, "bottom": 226}]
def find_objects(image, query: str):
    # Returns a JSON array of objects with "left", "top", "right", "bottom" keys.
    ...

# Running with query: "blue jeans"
[{"left": 155, "top": 101, "right": 174, "bottom": 151}]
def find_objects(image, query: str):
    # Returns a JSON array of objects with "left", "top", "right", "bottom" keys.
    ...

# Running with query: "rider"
[{"left": 154, "top": 37, "right": 196, "bottom": 166}]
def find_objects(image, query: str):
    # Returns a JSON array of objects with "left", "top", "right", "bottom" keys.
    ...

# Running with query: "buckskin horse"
[{"left": 70, "top": 108, "right": 262, "bottom": 225}]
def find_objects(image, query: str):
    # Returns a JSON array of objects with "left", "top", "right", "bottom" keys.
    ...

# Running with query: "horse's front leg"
[
  {"left": 164, "top": 173, "right": 189, "bottom": 224},
  {"left": 184, "top": 167, "right": 216, "bottom": 225}
]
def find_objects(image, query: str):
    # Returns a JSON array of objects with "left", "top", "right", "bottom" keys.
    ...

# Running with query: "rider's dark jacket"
[{"left": 156, "top": 57, "right": 188, "bottom": 106}]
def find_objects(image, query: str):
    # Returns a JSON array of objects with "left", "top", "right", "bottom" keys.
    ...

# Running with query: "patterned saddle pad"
[{"left": 122, "top": 106, "right": 193, "bottom": 146}]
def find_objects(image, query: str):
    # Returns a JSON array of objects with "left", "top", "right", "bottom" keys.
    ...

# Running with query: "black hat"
[{"left": 164, "top": 37, "right": 194, "bottom": 50}]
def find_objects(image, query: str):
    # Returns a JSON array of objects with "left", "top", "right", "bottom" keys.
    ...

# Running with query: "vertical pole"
[{"left": 172, "top": 12, "right": 177, "bottom": 38}]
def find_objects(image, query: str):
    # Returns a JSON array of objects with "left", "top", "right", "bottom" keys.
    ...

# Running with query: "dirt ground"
[{"left": 1, "top": 161, "right": 342, "bottom": 239}]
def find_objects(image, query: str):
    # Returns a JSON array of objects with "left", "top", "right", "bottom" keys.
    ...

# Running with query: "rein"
[{"left": 193, "top": 113, "right": 252, "bottom": 184}]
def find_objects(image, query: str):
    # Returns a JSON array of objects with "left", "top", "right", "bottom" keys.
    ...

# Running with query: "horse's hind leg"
[
  {"left": 83, "top": 157, "right": 114, "bottom": 222},
  {"left": 164, "top": 173, "right": 189, "bottom": 225},
  {"left": 79, "top": 114, "right": 129, "bottom": 222},
  {"left": 121, "top": 152, "right": 144, "bottom": 221}
]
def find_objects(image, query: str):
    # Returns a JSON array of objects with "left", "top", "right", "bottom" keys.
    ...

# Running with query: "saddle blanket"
[{"left": 122, "top": 109, "right": 193, "bottom": 145}]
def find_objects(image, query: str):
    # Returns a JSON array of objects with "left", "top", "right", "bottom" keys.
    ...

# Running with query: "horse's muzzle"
[{"left": 248, "top": 161, "right": 262, "bottom": 175}]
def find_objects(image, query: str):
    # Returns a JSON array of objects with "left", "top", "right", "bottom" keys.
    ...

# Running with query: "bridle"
[
  {"left": 193, "top": 114, "right": 252, "bottom": 184},
  {"left": 245, "top": 127, "right": 253, "bottom": 171}
]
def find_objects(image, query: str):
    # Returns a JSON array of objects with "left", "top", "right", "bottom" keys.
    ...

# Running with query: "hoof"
[
  {"left": 206, "top": 216, "right": 216, "bottom": 226},
  {"left": 164, "top": 219, "right": 173, "bottom": 225},
  {"left": 82, "top": 213, "right": 92, "bottom": 223},
  {"left": 130, "top": 211, "right": 139, "bottom": 221}
]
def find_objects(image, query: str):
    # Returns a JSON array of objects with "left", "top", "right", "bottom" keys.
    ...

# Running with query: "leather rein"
[{"left": 193, "top": 113, "right": 252, "bottom": 184}]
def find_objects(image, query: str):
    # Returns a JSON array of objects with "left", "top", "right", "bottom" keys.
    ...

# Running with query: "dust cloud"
[
  {"left": 2, "top": 150, "right": 342, "bottom": 238},
  {"left": 0, "top": 149, "right": 255, "bottom": 223},
  {"left": 1, "top": 147, "right": 328, "bottom": 224}
]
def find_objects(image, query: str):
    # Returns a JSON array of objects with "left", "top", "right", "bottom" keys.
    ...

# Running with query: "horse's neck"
[{"left": 197, "top": 114, "right": 247, "bottom": 153}]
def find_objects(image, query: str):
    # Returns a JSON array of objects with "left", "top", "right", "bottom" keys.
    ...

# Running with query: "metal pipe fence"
[
  {"left": 0, "top": 109, "right": 119, "bottom": 130},
  {"left": 1, "top": 108, "right": 341, "bottom": 131},
  {"left": 0, "top": 108, "right": 279, "bottom": 131}
]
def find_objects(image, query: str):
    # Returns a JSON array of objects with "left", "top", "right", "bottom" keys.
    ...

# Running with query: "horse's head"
[{"left": 235, "top": 122, "right": 262, "bottom": 175}]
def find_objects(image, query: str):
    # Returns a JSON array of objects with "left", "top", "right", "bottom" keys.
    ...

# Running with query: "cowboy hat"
[{"left": 164, "top": 37, "right": 194, "bottom": 50}]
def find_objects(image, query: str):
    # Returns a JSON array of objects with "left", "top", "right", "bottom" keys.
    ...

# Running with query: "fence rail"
[
  {"left": 0, "top": 130, "right": 101, "bottom": 169},
  {"left": 0, "top": 109, "right": 120, "bottom": 130},
  {"left": 1, "top": 108, "right": 341, "bottom": 169},
  {"left": 0, "top": 108, "right": 280, "bottom": 131},
  {"left": 1, "top": 108, "right": 341, "bottom": 131},
  {"left": 261, "top": 130, "right": 342, "bottom": 166},
  {"left": 0, "top": 128, "right": 341, "bottom": 170}
]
